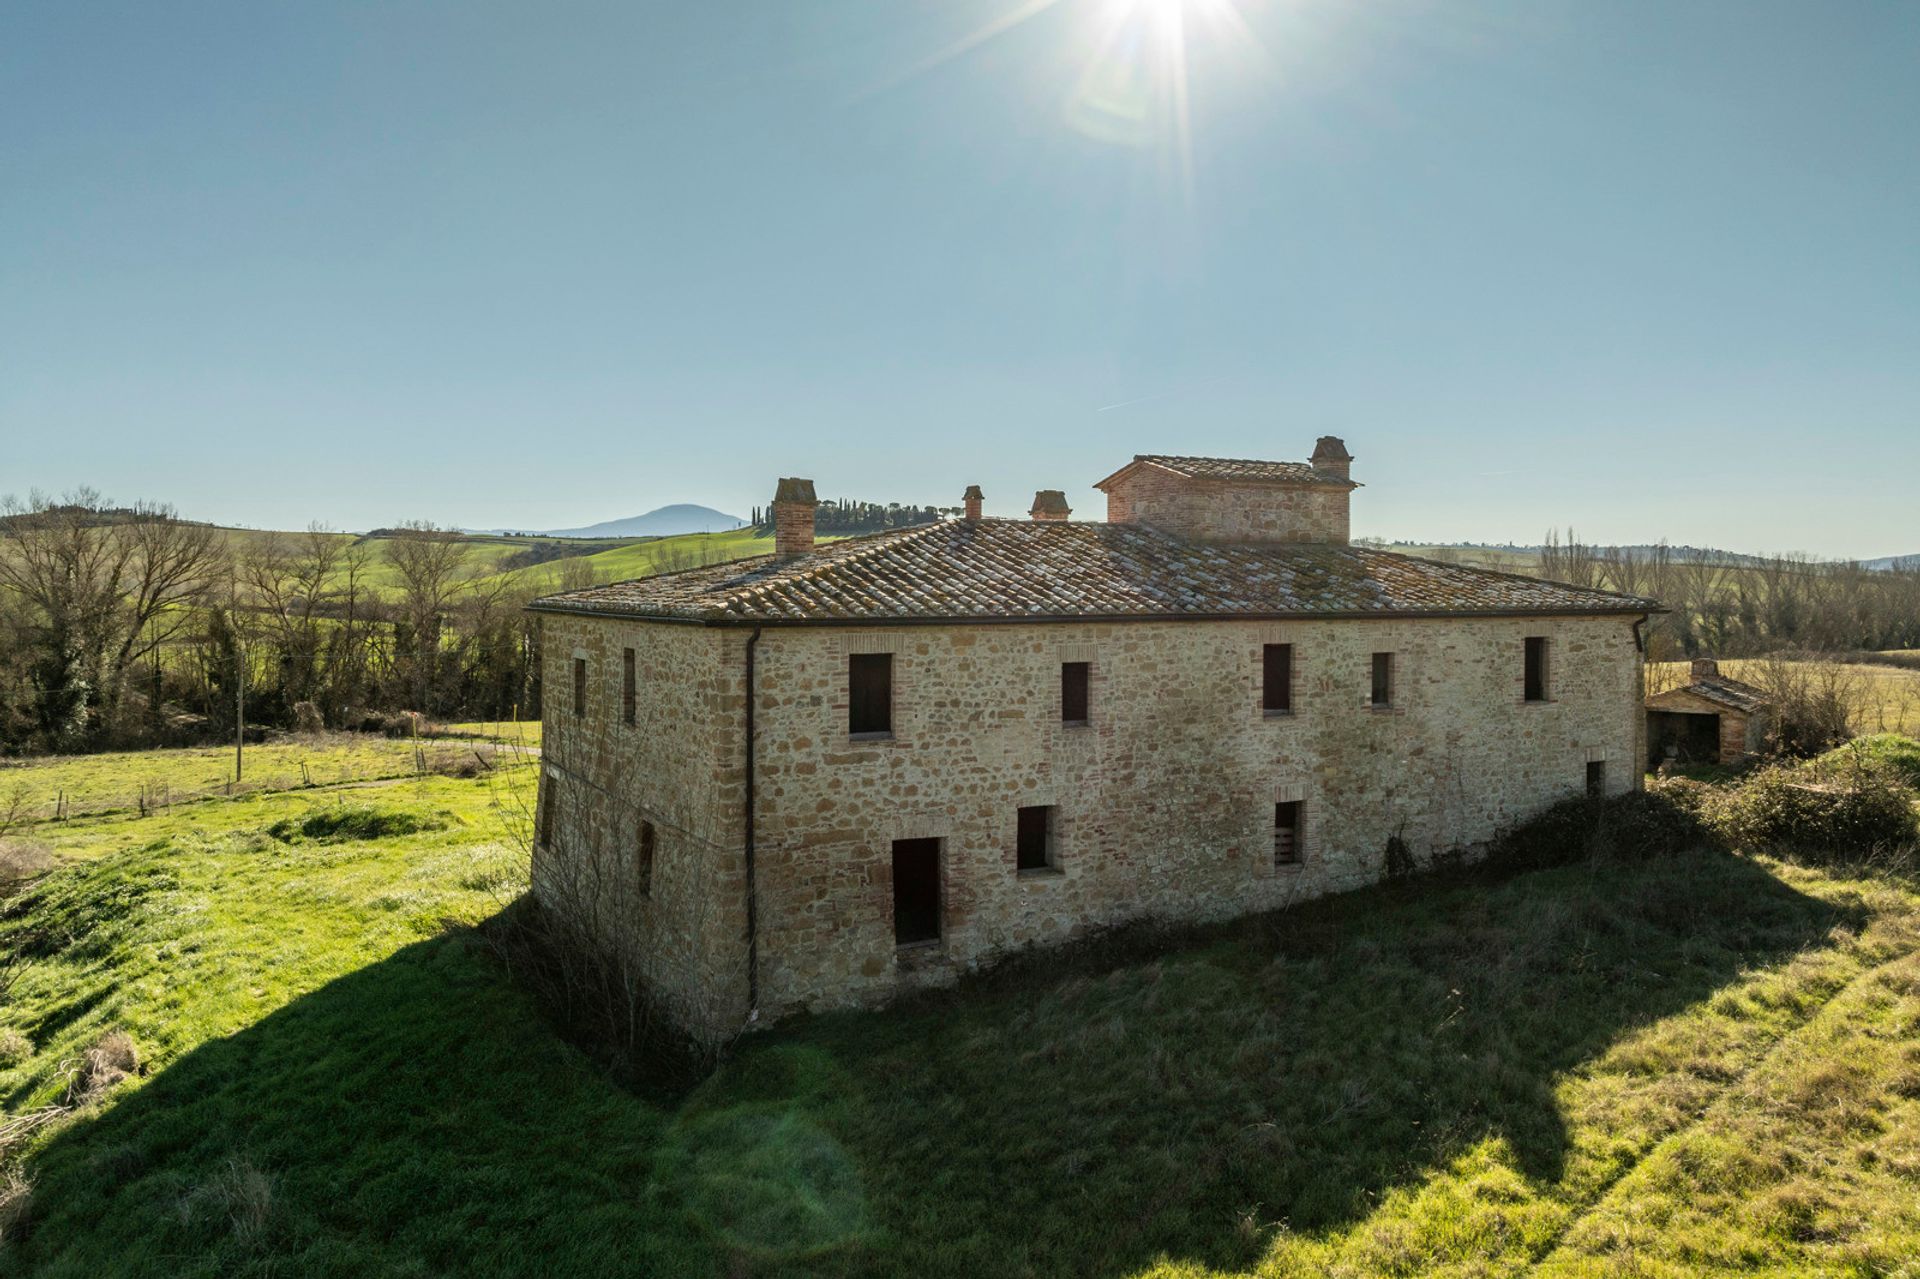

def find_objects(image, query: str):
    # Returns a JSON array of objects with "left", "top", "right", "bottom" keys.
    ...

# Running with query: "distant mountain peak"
[{"left": 491, "top": 504, "right": 748, "bottom": 539}]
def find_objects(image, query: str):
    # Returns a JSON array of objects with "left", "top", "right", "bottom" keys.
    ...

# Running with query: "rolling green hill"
[{"left": 3, "top": 745, "right": 1919, "bottom": 1274}]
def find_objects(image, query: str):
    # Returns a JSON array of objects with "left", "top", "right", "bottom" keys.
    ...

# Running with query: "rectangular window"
[
  {"left": 1586, "top": 760, "right": 1608, "bottom": 798},
  {"left": 1061, "top": 662, "right": 1090, "bottom": 725},
  {"left": 1524, "top": 637, "right": 1550, "bottom": 703},
  {"left": 537, "top": 780, "right": 556, "bottom": 848},
  {"left": 1274, "top": 801, "right": 1302, "bottom": 866},
  {"left": 622, "top": 648, "right": 637, "bottom": 725},
  {"left": 891, "top": 837, "right": 941, "bottom": 945},
  {"left": 849, "top": 653, "right": 893, "bottom": 737},
  {"left": 572, "top": 657, "right": 587, "bottom": 718},
  {"left": 1016, "top": 804, "right": 1056, "bottom": 872},
  {"left": 1262, "top": 643, "right": 1293, "bottom": 714},
  {"left": 1370, "top": 652, "right": 1394, "bottom": 708},
  {"left": 637, "top": 819, "right": 655, "bottom": 896}
]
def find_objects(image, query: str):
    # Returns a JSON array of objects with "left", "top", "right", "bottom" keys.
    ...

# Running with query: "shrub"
[
  {"left": 66, "top": 1030, "right": 139, "bottom": 1105},
  {"left": 1484, "top": 787, "right": 1711, "bottom": 873},
  {"left": 176, "top": 1156, "right": 275, "bottom": 1251},
  {"left": 1748, "top": 654, "right": 1863, "bottom": 757},
  {"left": 0, "top": 1168, "right": 30, "bottom": 1246},
  {"left": 267, "top": 806, "right": 445, "bottom": 843},
  {"left": 0, "top": 839, "right": 52, "bottom": 898},
  {"left": 0, "top": 1027, "right": 30, "bottom": 1068},
  {"left": 1711, "top": 764, "right": 1918, "bottom": 856},
  {"left": 1601, "top": 786, "right": 1715, "bottom": 857}
]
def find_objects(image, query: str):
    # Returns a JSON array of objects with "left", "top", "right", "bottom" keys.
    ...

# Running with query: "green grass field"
[
  {"left": 440, "top": 720, "right": 543, "bottom": 749},
  {"left": 0, "top": 736, "right": 519, "bottom": 827},
  {"left": 4, "top": 753, "right": 1920, "bottom": 1275},
  {"left": 215, "top": 523, "right": 780, "bottom": 599}
]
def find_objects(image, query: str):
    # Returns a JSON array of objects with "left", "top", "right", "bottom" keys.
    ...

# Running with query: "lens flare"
[{"left": 875, "top": 0, "right": 1268, "bottom": 207}]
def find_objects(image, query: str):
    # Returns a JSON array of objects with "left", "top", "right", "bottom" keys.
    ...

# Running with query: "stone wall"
[
  {"left": 743, "top": 612, "right": 1643, "bottom": 1018},
  {"left": 537, "top": 608, "right": 1644, "bottom": 1036},
  {"left": 1102, "top": 464, "right": 1351, "bottom": 544},
  {"left": 532, "top": 614, "right": 750, "bottom": 1040}
]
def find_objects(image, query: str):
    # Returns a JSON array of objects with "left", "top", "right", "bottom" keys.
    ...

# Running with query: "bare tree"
[
  {"left": 384, "top": 521, "right": 473, "bottom": 713},
  {"left": 0, "top": 491, "right": 222, "bottom": 744},
  {"left": 1539, "top": 528, "right": 1601, "bottom": 589}
]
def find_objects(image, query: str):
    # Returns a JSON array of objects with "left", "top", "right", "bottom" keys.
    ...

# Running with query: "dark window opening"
[
  {"left": 622, "top": 648, "right": 637, "bottom": 725},
  {"left": 537, "top": 781, "right": 556, "bottom": 848},
  {"left": 1524, "top": 637, "right": 1549, "bottom": 703},
  {"left": 637, "top": 819, "right": 656, "bottom": 896},
  {"left": 1262, "top": 644, "right": 1293, "bottom": 714},
  {"left": 1061, "top": 662, "right": 1090, "bottom": 725},
  {"left": 892, "top": 837, "right": 941, "bottom": 945},
  {"left": 1586, "top": 760, "right": 1608, "bottom": 798},
  {"left": 1274, "top": 801, "right": 1302, "bottom": 866},
  {"left": 1016, "top": 804, "right": 1056, "bottom": 871},
  {"left": 572, "top": 657, "right": 587, "bottom": 718},
  {"left": 1370, "top": 652, "right": 1394, "bottom": 708},
  {"left": 850, "top": 653, "right": 893, "bottom": 737}
]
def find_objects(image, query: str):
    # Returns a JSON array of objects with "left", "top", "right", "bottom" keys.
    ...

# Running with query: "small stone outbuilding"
[{"left": 1645, "top": 658, "right": 1770, "bottom": 767}]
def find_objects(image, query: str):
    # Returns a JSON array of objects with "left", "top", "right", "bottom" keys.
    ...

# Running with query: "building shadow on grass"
[{"left": 17, "top": 848, "right": 1862, "bottom": 1278}]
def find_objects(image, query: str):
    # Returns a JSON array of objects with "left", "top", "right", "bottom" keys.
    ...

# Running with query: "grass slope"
[{"left": 4, "top": 762, "right": 1920, "bottom": 1276}]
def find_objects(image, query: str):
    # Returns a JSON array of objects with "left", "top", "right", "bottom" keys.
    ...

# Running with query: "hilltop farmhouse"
[{"left": 528, "top": 440, "right": 1659, "bottom": 1040}]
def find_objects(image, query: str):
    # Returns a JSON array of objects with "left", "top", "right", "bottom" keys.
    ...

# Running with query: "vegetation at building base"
[{"left": 2, "top": 742, "right": 1918, "bottom": 1275}]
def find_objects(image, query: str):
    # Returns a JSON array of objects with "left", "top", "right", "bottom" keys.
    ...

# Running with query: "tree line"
[
  {"left": 1477, "top": 531, "right": 1920, "bottom": 660},
  {"left": 0, "top": 493, "right": 710, "bottom": 755},
  {"left": 9, "top": 492, "right": 1920, "bottom": 756},
  {"left": 748, "top": 498, "right": 948, "bottom": 536}
]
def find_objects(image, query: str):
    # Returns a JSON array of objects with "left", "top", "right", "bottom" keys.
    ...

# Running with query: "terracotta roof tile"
[
  {"left": 1648, "top": 676, "right": 1769, "bottom": 714},
  {"left": 530, "top": 519, "right": 1661, "bottom": 625},
  {"left": 1131, "top": 455, "right": 1350, "bottom": 486}
]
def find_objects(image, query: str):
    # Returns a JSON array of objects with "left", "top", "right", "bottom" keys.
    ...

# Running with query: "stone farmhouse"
[{"left": 527, "top": 439, "right": 1660, "bottom": 1041}]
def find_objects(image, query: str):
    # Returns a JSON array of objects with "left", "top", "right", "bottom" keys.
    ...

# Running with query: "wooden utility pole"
[{"left": 235, "top": 631, "right": 245, "bottom": 783}]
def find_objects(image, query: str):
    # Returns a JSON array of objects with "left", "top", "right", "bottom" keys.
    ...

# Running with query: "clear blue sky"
[{"left": 4, "top": 1, "right": 1916, "bottom": 556}]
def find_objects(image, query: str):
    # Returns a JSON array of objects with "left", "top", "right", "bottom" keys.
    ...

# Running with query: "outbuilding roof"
[
  {"left": 529, "top": 518, "right": 1660, "bottom": 626},
  {"left": 1647, "top": 674, "right": 1770, "bottom": 715}
]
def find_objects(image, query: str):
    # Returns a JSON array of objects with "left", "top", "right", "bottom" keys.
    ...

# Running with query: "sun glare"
[{"left": 881, "top": 0, "right": 1270, "bottom": 204}]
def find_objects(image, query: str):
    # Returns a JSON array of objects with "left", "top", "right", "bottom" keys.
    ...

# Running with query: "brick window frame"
[
  {"left": 840, "top": 635, "right": 905, "bottom": 745},
  {"left": 1369, "top": 651, "right": 1395, "bottom": 710},
  {"left": 1524, "top": 636, "right": 1551, "bottom": 704},
  {"left": 1060, "top": 662, "right": 1090, "bottom": 726},
  {"left": 1016, "top": 804, "right": 1059, "bottom": 874},
  {"left": 1262, "top": 643, "right": 1295, "bottom": 716},
  {"left": 1271, "top": 783, "right": 1308, "bottom": 872}
]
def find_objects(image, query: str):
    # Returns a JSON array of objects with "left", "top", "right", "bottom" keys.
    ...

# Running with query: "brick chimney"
[
  {"left": 1691, "top": 658, "right": 1720, "bottom": 681},
  {"left": 771, "top": 477, "right": 817, "bottom": 556},
  {"left": 963, "top": 485, "right": 984, "bottom": 521},
  {"left": 1310, "top": 436, "right": 1353, "bottom": 482},
  {"left": 1029, "top": 490, "right": 1071, "bottom": 522}
]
